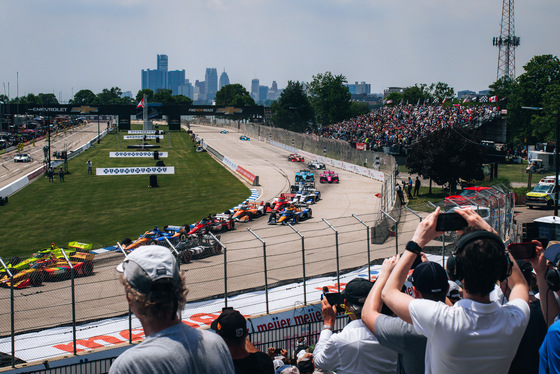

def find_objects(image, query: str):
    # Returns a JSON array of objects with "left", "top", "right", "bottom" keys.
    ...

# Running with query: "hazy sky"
[{"left": 1, "top": 0, "right": 558, "bottom": 102}]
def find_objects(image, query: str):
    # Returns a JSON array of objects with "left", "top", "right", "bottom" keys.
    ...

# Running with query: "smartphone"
[
  {"left": 508, "top": 242, "right": 537, "bottom": 259},
  {"left": 324, "top": 292, "right": 345, "bottom": 307},
  {"left": 436, "top": 212, "right": 468, "bottom": 231}
]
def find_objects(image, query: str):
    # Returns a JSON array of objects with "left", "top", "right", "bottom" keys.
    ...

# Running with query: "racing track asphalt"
[{"left": 1, "top": 122, "right": 415, "bottom": 337}]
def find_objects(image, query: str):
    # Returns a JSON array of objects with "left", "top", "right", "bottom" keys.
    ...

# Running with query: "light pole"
[{"left": 522, "top": 106, "right": 560, "bottom": 216}]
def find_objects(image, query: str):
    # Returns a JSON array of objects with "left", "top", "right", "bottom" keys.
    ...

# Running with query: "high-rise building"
[
  {"left": 347, "top": 81, "right": 371, "bottom": 95},
  {"left": 251, "top": 79, "right": 260, "bottom": 101},
  {"left": 259, "top": 86, "right": 269, "bottom": 104},
  {"left": 219, "top": 70, "right": 230, "bottom": 89},
  {"left": 157, "top": 54, "right": 168, "bottom": 72},
  {"left": 142, "top": 69, "right": 166, "bottom": 92},
  {"left": 178, "top": 79, "right": 193, "bottom": 99},
  {"left": 205, "top": 68, "right": 218, "bottom": 103},
  {"left": 168, "top": 70, "right": 186, "bottom": 95}
]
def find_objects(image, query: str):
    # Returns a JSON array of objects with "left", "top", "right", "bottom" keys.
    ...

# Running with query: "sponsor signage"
[
  {"left": 109, "top": 152, "right": 168, "bottom": 158},
  {"left": 128, "top": 130, "right": 157, "bottom": 134},
  {"left": 236, "top": 166, "right": 256, "bottom": 184},
  {"left": 96, "top": 167, "right": 175, "bottom": 175},
  {"left": 123, "top": 135, "right": 164, "bottom": 140},
  {"left": 355, "top": 143, "right": 366, "bottom": 151}
]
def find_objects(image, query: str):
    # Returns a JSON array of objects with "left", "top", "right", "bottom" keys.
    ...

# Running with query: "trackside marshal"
[{"left": 96, "top": 167, "right": 175, "bottom": 175}]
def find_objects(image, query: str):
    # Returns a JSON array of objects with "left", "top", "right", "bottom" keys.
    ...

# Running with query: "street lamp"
[{"left": 523, "top": 106, "right": 560, "bottom": 216}]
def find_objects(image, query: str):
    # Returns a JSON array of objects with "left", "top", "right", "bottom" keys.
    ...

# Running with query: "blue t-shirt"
[{"left": 540, "top": 320, "right": 560, "bottom": 373}]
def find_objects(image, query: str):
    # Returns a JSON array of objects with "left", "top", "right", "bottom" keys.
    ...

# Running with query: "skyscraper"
[
  {"left": 251, "top": 79, "right": 260, "bottom": 102},
  {"left": 219, "top": 70, "right": 230, "bottom": 90},
  {"left": 168, "top": 70, "right": 186, "bottom": 95},
  {"left": 205, "top": 68, "right": 218, "bottom": 103},
  {"left": 157, "top": 54, "right": 168, "bottom": 72}
]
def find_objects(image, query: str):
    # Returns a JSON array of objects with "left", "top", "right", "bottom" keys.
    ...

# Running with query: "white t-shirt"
[{"left": 409, "top": 298, "right": 530, "bottom": 374}]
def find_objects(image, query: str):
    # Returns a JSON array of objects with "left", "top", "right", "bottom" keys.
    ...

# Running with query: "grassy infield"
[{"left": 0, "top": 126, "right": 250, "bottom": 259}]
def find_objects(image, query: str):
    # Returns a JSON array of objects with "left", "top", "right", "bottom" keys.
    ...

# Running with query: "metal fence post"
[
  {"left": 322, "top": 219, "right": 340, "bottom": 292},
  {"left": 351, "top": 214, "right": 371, "bottom": 278},
  {"left": 208, "top": 233, "right": 228, "bottom": 308},
  {"left": 117, "top": 243, "right": 132, "bottom": 343},
  {"left": 248, "top": 228, "right": 269, "bottom": 314},
  {"left": 380, "top": 209, "right": 398, "bottom": 255},
  {"left": 288, "top": 224, "right": 307, "bottom": 305},
  {"left": 0, "top": 258, "right": 15, "bottom": 367},
  {"left": 59, "top": 248, "right": 77, "bottom": 355}
]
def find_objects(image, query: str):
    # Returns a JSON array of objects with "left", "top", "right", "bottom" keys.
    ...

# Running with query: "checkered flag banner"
[{"left": 480, "top": 96, "right": 488, "bottom": 103}]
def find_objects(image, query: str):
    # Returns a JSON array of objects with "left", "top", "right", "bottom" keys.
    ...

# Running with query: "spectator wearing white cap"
[
  {"left": 109, "top": 245, "right": 234, "bottom": 374},
  {"left": 313, "top": 277, "right": 397, "bottom": 374},
  {"left": 381, "top": 207, "right": 529, "bottom": 374}
]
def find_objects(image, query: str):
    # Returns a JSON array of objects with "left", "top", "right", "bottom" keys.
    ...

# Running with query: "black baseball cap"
[
  {"left": 211, "top": 308, "right": 247, "bottom": 339},
  {"left": 341, "top": 278, "right": 373, "bottom": 305},
  {"left": 411, "top": 261, "right": 449, "bottom": 294}
]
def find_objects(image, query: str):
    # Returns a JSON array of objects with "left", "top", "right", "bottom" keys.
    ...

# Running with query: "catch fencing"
[{"left": 0, "top": 188, "right": 516, "bottom": 370}]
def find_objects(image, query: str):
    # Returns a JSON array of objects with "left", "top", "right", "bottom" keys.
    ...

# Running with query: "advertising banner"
[
  {"left": 96, "top": 167, "right": 175, "bottom": 175},
  {"left": 109, "top": 152, "right": 168, "bottom": 158},
  {"left": 127, "top": 130, "right": 157, "bottom": 134},
  {"left": 123, "top": 135, "right": 164, "bottom": 140}
]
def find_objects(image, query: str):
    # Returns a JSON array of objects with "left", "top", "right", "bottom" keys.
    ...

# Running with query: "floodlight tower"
[{"left": 492, "top": 0, "right": 521, "bottom": 80}]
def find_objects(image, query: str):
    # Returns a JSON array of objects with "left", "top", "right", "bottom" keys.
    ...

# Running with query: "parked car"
[{"left": 13, "top": 153, "right": 31, "bottom": 162}]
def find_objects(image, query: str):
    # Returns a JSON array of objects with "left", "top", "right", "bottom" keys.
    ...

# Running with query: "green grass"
[{"left": 0, "top": 126, "right": 250, "bottom": 259}]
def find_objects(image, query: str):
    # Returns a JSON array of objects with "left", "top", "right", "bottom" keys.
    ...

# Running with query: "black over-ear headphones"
[
  {"left": 447, "top": 231, "right": 512, "bottom": 282},
  {"left": 546, "top": 261, "right": 560, "bottom": 291}
]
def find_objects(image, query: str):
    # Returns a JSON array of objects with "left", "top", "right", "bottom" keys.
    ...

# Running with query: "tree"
[
  {"left": 136, "top": 89, "right": 154, "bottom": 103},
  {"left": 385, "top": 92, "right": 403, "bottom": 105},
  {"left": 173, "top": 95, "right": 193, "bottom": 105},
  {"left": 215, "top": 84, "right": 255, "bottom": 106},
  {"left": 350, "top": 101, "right": 370, "bottom": 117},
  {"left": 69, "top": 89, "right": 97, "bottom": 105},
  {"left": 402, "top": 85, "right": 427, "bottom": 105},
  {"left": 270, "top": 81, "right": 314, "bottom": 132},
  {"left": 97, "top": 87, "right": 124, "bottom": 105},
  {"left": 432, "top": 82, "right": 455, "bottom": 103},
  {"left": 407, "top": 127, "right": 484, "bottom": 192},
  {"left": 153, "top": 89, "right": 174, "bottom": 104},
  {"left": 307, "top": 72, "right": 351, "bottom": 126}
]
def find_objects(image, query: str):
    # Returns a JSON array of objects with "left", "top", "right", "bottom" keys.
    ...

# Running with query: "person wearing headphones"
[{"left": 381, "top": 207, "right": 530, "bottom": 374}]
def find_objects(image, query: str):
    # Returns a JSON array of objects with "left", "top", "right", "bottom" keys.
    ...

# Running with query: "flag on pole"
[
  {"left": 472, "top": 96, "right": 478, "bottom": 102},
  {"left": 136, "top": 98, "right": 145, "bottom": 109},
  {"left": 442, "top": 98, "right": 447, "bottom": 104},
  {"left": 489, "top": 96, "right": 498, "bottom": 103},
  {"left": 480, "top": 96, "right": 488, "bottom": 103},
  {"left": 463, "top": 98, "right": 470, "bottom": 104}
]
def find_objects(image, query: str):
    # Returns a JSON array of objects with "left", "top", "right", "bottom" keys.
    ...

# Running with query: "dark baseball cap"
[
  {"left": 341, "top": 278, "right": 373, "bottom": 305},
  {"left": 411, "top": 261, "right": 449, "bottom": 294},
  {"left": 211, "top": 308, "right": 247, "bottom": 339}
]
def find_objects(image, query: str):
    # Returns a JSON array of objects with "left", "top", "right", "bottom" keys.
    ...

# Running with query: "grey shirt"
[
  {"left": 109, "top": 323, "right": 234, "bottom": 374},
  {"left": 374, "top": 314, "right": 426, "bottom": 374}
]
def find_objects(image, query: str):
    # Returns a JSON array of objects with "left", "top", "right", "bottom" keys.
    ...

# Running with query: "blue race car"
[
  {"left": 240, "top": 135, "right": 250, "bottom": 141},
  {"left": 220, "top": 130, "right": 229, "bottom": 134},
  {"left": 295, "top": 170, "right": 314, "bottom": 183}
]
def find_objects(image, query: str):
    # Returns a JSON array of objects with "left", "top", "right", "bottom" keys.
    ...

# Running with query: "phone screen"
[
  {"left": 508, "top": 242, "right": 537, "bottom": 259},
  {"left": 436, "top": 212, "right": 468, "bottom": 231}
]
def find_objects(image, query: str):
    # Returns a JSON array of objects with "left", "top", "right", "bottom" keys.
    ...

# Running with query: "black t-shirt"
[{"left": 233, "top": 351, "right": 274, "bottom": 374}]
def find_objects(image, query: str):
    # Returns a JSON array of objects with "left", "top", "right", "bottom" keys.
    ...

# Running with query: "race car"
[
  {"left": 308, "top": 160, "right": 326, "bottom": 170},
  {"left": 268, "top": 204, "right": 312, "bottom": 225},
  {"left": 292, "top": 185, "right": 321, "bottom": 204},
  {"left": 240, "top": 135, "right": 250, "bottom": 141},
  {"left": 288, "top": 154, "right": 305, "bottom": 162},
  {"left": 187, "top": 213, "right": 235, "bottom": 235},
  {"left": 122, "top": 226, "right": 181, "bottom": 251},
  {"left": 0, "top": 263, "right": 46, "bottom": 289},
  {"left": 295, "top": 170, "right": 314, "bottom": 183},
  {"left": 266, "top": 193, "right": 295, "bottom": 213},
  {"left": 175, "top": 234, "right": 223, "bottom": 264},
  {"left": 40, "top": 252, "right": 95, "bottom": 281},
  {"left": 220, "top": 130, "right": 229, "bottom": 134},
  {"left": 13, "top": 153, "right": 31, "bottom": 162},
  {"left": 320, "top": 170, "right": 340, "bottom": 183},
  {"left": 232, "top": 201, "right": 267, "bottom": 222},
  {"left": 1, "top": 242, "right": 89, "bottom": 276},
  {"left": 445, "top": 186, "right": 491, "bottom": 206}
]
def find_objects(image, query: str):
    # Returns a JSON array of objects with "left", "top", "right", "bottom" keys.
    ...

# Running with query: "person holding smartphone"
[
  {"left": 313, "top": 277, "right": 397, "bottom": 374},
  {"left": 381, "top": 207, "right": 529, "bottom": 374}
]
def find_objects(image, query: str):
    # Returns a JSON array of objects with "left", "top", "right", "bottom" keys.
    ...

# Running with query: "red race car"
[
  {"left": 288, "top": 154, "right": 305, "bottom": 162},
  {"left": 187, "top": 213, "right": 235, "bottom": 235}
]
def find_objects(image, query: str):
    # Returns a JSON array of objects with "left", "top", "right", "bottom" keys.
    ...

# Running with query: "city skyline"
[{"left": 1, "top": 1, "right": 559, "bottom": 103}]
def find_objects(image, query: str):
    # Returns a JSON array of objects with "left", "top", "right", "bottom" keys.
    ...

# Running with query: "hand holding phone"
[
  {"left": 508, "top": 242, "right": 537, "bottom": 259},
  {"left": 436, "top": 212, "right": 468, "bottom": 232}
]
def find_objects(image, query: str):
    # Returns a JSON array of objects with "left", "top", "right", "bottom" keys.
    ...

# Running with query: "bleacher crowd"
[
  {"left": 312, "top": 104, "right": 501, "bottom": 151},
  {"left": 106, "top": 205, "right": 560, "bottom": 374}
]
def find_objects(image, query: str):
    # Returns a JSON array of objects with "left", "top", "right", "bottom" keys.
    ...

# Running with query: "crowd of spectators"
[
  {"left": 107, "top": 204, "right": 560, "bottom": 374},
  {"left": 312, "top": 104, "right": 501, "bottom": 152}
]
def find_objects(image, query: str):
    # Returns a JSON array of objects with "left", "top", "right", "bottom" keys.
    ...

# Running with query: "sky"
[{"left": 1, "top": 0, "right": 559, "bottom": 103}]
